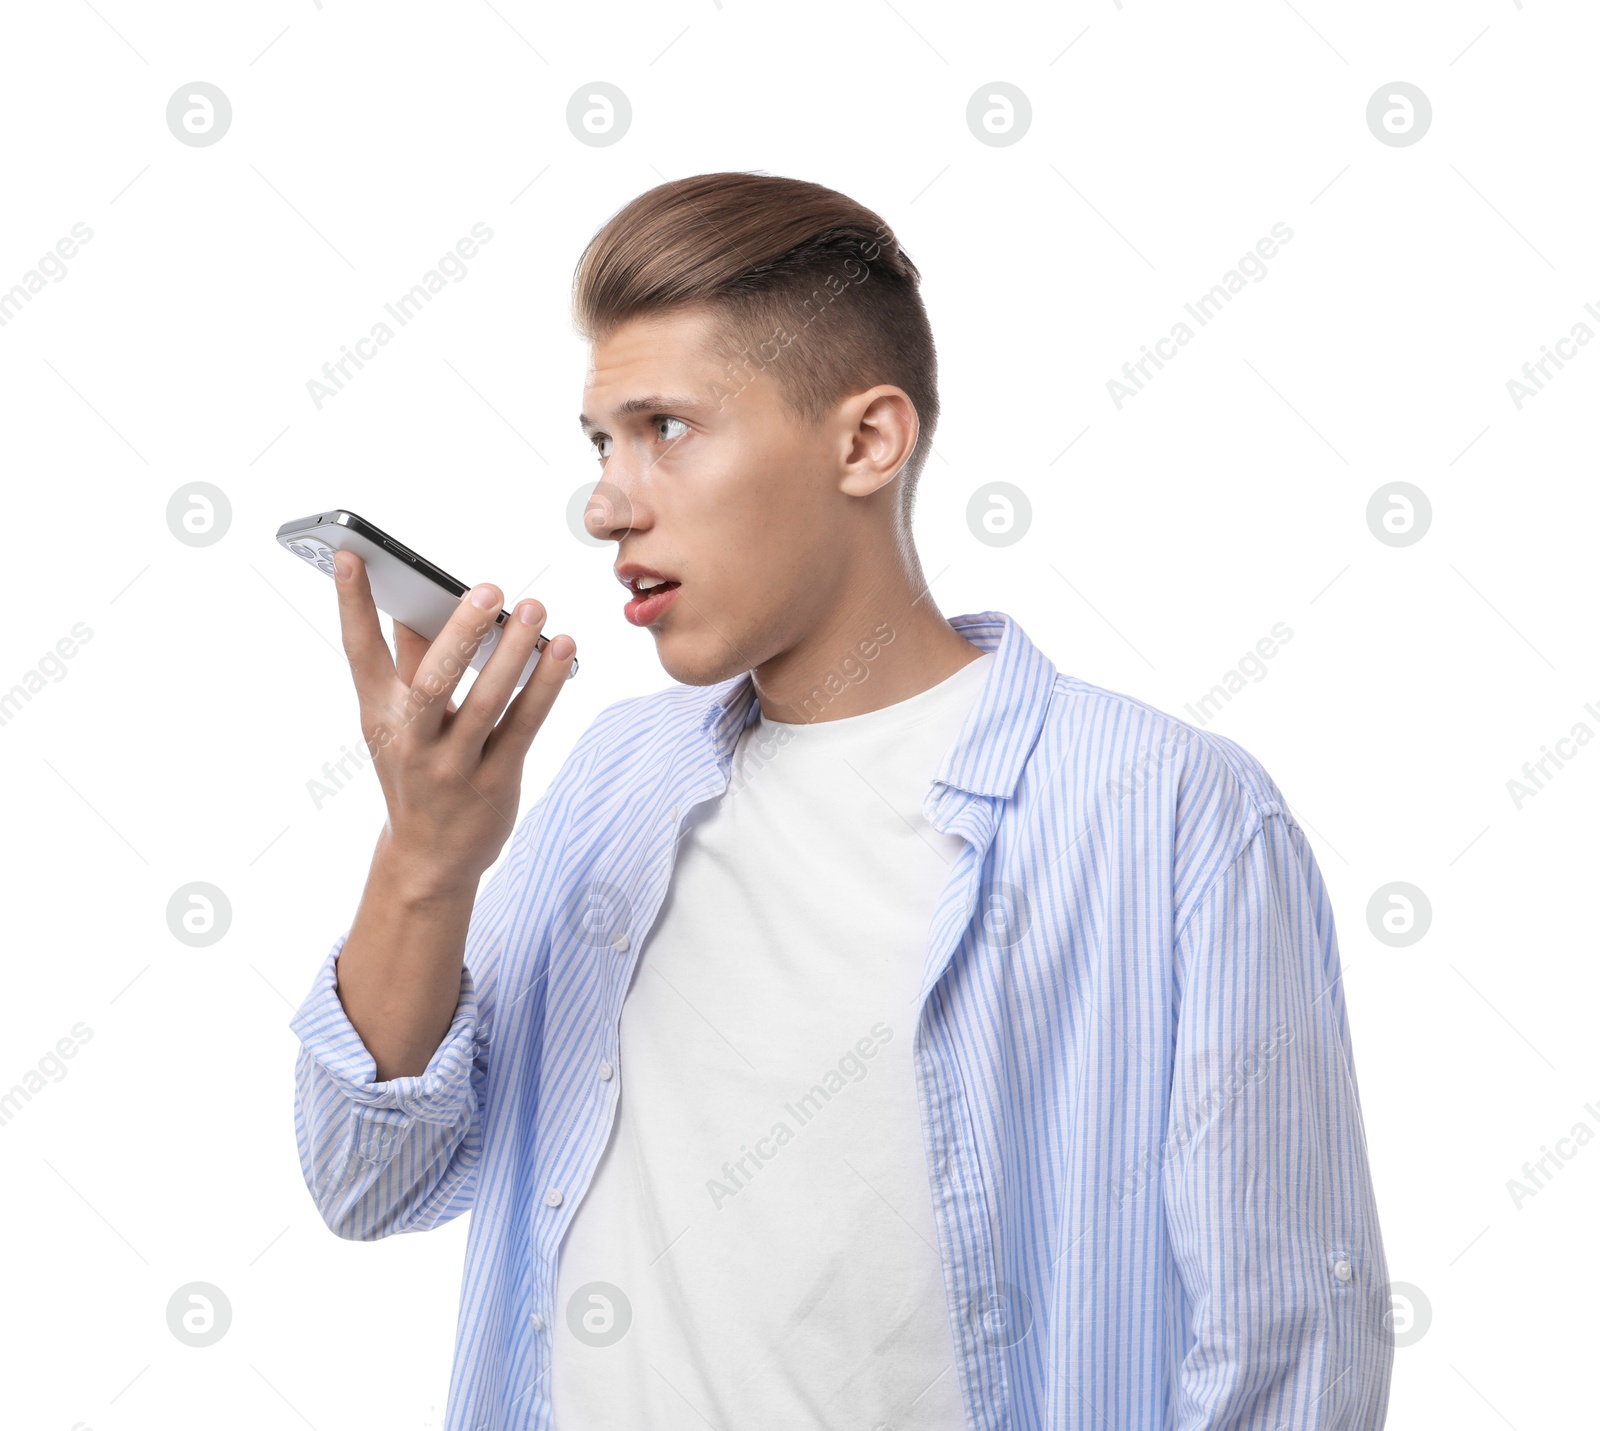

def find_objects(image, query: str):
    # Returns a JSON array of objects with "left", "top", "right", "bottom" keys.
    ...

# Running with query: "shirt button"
[
  {"left": 545, "top": 1187, "right": 564, "bottom": 1207},
  {"left": 1333, "top": 1257, "right": 1353, "bottom": 1283},
  {"left": 598, "top": 1061, "right": 614, "bottom": 1081},
  {"left": 614, "top": 933, "right": 630, "bottom": 954},
  {"left": 530, "top": 1312, "right": 545, "bottom": 1331}
]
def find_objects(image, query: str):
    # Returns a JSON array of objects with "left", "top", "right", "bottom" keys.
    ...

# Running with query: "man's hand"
[{"left": 332, "top": 549, "right": 577, "bottom": 894}]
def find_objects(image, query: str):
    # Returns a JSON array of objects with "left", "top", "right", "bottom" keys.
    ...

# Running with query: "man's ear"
[{"left": 838, "top": 386, "right": 919, "bottom": 498}]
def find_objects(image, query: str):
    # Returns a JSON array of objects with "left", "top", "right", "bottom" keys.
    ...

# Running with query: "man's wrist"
[{"left": 369, "top": 828, "right": 484, "bottom": 911}]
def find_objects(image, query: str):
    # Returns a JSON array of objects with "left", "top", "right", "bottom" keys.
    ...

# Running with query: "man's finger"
[
  {"left": 406, "top": 584, "right": 501, "bottom": 735},
  {"left": 393, "top": 620, "right": 431, "bottom": 687},
  {"left": 451, "top": 599, "right": 547, "bottom": 747},
  {"left": 332, "top": 551, "right": 397, "bottom": 699},
  {"left": 483, "top": 632, "right": 576, "bottom": 771}
]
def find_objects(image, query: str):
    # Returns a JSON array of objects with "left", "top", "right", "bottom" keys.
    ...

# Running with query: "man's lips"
[
  {"left": 614, "top": 562, "right": 678, "bottom": 590},
  {"left": 622, "top": 580, "right": 680, "bottom": 627}
]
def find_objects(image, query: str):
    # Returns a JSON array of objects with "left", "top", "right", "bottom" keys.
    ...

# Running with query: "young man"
[{"left": 290, "top": 172, "right": 1394, "bottom": 1430}]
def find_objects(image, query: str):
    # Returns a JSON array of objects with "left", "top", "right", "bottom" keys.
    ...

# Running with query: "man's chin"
[{"left": 654, "top": 629, "right": 752, "bottom": 688}]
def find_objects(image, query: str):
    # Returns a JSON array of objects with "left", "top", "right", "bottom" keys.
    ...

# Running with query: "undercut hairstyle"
[{"left": 570, "top": 171, "right": 940, "bottom": 525}]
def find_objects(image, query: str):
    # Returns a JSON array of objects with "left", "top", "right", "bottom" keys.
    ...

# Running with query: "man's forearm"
[{"left": 333, "top": 829, "right": 481, "bottom": 1082}]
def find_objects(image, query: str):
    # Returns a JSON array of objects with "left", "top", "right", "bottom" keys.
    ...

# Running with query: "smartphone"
[{"left": 275, "top": 509, "right": 577, "bottom": 686}]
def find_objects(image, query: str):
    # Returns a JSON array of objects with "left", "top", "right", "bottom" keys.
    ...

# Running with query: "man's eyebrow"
[{"left": 578, "top": 395, "right": 711, "bottom": 434}]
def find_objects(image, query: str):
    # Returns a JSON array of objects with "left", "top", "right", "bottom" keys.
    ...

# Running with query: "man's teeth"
[{"left": 636, "top": 577, "right": 671, "bottom": 591}]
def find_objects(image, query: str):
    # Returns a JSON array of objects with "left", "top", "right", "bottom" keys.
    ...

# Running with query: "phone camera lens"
[{"left": 289, "top": 538, "right": 338, "bottom": 575}]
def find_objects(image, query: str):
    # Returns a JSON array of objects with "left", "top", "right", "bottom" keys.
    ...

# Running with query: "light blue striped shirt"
[{"left": 290, "top": 609, "right": 1394, "bottom": 1429}]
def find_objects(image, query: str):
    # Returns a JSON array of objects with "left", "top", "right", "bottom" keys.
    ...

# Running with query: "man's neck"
[{"left": 750, "top": 579, "right": 984, "bottom": 726}]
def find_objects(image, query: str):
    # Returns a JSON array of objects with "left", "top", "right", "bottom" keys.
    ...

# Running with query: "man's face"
[{"left": 580, "top": 305, "right": 857, "bottom": 686}]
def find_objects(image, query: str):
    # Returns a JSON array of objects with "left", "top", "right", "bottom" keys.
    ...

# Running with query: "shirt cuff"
[{"left": 288, "top": 935, "right": 480, "bottom": 1123}]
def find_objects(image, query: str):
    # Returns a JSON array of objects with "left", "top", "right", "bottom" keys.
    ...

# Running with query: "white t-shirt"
[{"left": 552, "top": 650, "right": 995, "bottom": 1430}]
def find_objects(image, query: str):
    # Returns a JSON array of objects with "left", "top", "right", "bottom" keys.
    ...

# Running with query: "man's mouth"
[
  {"left": 622, "top": 578, "right": 681, "bottom": 627},
  {"left": 630, "top": 576, "right": 679, "bottom": 596}
]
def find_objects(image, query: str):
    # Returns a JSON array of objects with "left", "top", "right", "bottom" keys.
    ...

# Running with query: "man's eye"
[
  {"left": 593, "top": 435, "right": 612, "bottom": 459},
  {"left": 656, "top": 416, "right": 688, "bottom": 443}
]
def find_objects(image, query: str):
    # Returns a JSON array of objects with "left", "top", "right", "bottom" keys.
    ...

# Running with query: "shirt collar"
[{"left": 695, "top": 610, "right": 1057, "bottom": 802}]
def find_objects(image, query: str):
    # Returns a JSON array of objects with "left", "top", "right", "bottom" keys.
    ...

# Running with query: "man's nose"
[{"left": 584, "top": 479, "right": 643, "bottom": 541}]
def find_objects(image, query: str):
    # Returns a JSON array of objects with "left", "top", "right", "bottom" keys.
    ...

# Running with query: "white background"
[{"left": 1, "top": 1, "right": 1595, "bottom": 1428}]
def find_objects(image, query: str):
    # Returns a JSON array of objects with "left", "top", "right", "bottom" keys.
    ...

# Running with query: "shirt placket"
[{"left": 914, "top": 792, "right": 1012, "bottom": 1431}]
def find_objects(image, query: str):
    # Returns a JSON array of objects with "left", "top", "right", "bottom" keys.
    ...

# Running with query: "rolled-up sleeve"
[
  {"left": 1162, "top": 811, "right": 1394, "bottom": 1428},
  {"left": 289, "top": 934, "right": 486, "bottom": 1240},
  {"left": 287, "top": 776, "right": 557, "bottom": 1241}
]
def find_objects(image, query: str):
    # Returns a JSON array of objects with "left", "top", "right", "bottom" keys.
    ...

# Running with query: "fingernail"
[
  {"left": 516, "top": 602, "right": 538, "bottom": 626},
  {"left": 470, "top": 585, "right": 499, "bottom": 610},
  {"left": 551, "top": 635, "right": 574, "bottom": 659},
  {"left": 333, "top": 553, "right": 354, "bottom": 582}
]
